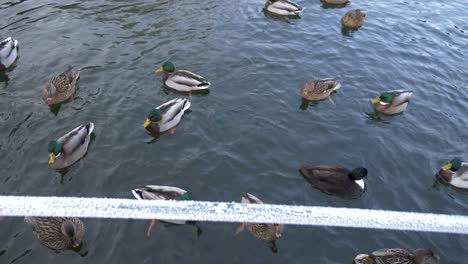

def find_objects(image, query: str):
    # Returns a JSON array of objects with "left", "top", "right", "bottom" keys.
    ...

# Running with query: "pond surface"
[{"left": 0, "top": 0, "right": 467, "bottom": 263}]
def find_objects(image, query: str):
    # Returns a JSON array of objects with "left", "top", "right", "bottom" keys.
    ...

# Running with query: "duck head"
[
  {"left": 350, "top": 167, "right": 368, "bottom": 180},
  {"left": 144, "top": 109, "right": 162, "bottom": 133},
  {"left": 61, "top": 221, "right": 81, "bottom": 250},
  {"left": 47, "top": 141, "right": 62, "bottom": 164},
  {"left": 274, "top": 224, "right": 284, "bottom": 239},
  {"left": 372, "top": 92, "right": 393, "bottom": 105},
  {"left": 155, "top": 62, "right": 175, "bottom": 74},
  {"left": 441, "top": 158, "right": 462, "bottom": 172}
]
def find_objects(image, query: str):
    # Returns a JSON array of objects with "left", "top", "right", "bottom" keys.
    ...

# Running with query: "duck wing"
[
  {"left": 57, "top": 123, "right": 93, "bottom": 156},
  {"left": 300, "top": 165, "right": 361, "bottom": 198},
  {"left": 157, "top": 98, "right": 191, "bottom": 124},
  {"left": 0, "top": 37, "right": 18, "bottom": 69},
  {"left": 171, "top": 70, "right": 211, "bottom": 87},
  {"left": 391, "top": 90, "right": 413, "bottom": 106},
  {"left": 370, "top": 248, "right": 413, "bottom": 264},
  {"left": 301, "top": 79, "right": 341, "bottom": 100},
  {"left": 132, "top": 185, "right": 186, "bottom": 200},
  {"left": 270, "top": 0, "right": 304, "bottom": 13}
]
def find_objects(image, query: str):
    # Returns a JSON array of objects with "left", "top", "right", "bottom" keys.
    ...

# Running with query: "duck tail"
[
  {"left": 86, "top": 122, "right": 95, "bottom": 135},
  {"left": 197, "top": 80, "right": 211, "bottom": 88}
]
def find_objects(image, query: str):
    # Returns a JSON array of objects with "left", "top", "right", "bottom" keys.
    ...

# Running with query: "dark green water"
[{"left": 1, "top": 0, "right": 467, "bottom": 263}]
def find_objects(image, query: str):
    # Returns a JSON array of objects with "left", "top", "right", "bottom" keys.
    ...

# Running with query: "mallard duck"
[
  {"left": 437, "top": 158, "right": 468, "bottom": 189},
  {"left": 143, "top": 97, "right": 191, "bottom": 135},
  {"left": 371, "top": 90, "right": 413, "bottom": 115},
  {"left": 354, "top": 248, "right": 440, "bottom": 264},
  {"left": 0, "top": 37, "right": 19, "bottom": 71},
  {"left": 235, "top": 192, "right": 284, "bottom": 253},
  {"left": 42, "top": 66, "right": 80, "bottom": 105},
  {"left": 48, "top": 122, "right": 94, "bottom": 169},
  {"left": 341, "top": 9, "right": 367, "bottom": 28},
  {"left": 300, "top": 164, "right": 368, "bottom": 199},
  {"left": 300, "top": 78, "right": 341, "bottom": 105},
  {"left": 25, "top": 217, "right": 84, "bottom": 251},
  {"left": 132, "top": 185, "right": 192, "bottom": 237},
  {"left": 264, "top": 0, "right": 304, "bottom": 16},
  {"left": 155, "top": 62, "right": 210, "bottom": 96},
  {"left": 323, "top": 0, "right": 351, "bottom": 4}
]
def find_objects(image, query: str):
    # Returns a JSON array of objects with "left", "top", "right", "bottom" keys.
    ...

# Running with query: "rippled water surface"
[{"left": 1, "top": 0, "right": 467, "bottom": 263}]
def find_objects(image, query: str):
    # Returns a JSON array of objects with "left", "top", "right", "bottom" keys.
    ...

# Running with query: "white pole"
[{"left": 1, "top": 196, "right": 467, "bottom": 234}]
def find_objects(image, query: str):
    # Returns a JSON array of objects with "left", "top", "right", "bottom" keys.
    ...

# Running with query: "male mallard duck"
[
  {"left": 341, "top": 9, "right": 367, "bottom": 28},
  {"left": 25, "top": 217, "right": 84, "bottom": 251},
  {"left": 300, "top": 164, "right": 368, "bottom": 199},
  {"left": 436, "top": 158, "right": 468, "bottom": 189},
  {"left": 235, "top": 192, "right": 284, "bottom": 253},
  {"left": 264, "top": 0, "right": 304, "bottom": 16},
  {"left": 354, "top": 248, "right": 440, "bottom": 264},
  {"left": 0, "top": 37, "right": 19, "bottom": 71},
  {"left": 323, "top": 0, "right": 351, "bottom": 4},
  {"left": 48, "top": 122, "right": 94, "bottom": 170},
  {"left": 42, "top": 66, "right": 80, "bottom": 105},
  {"left": 300, "top": 78, "right": 341, "bottom": 105},
  {"left": 132, "top": 185, "right": 192, "bottom": 237},
  {"left": 371, "top": 90, "right": 413, "bottom": 115},
  {"left": 155, "top": 62, "right": 210, "bottom": 96},
  {"left": 143, "top": 97, "right": 191, "bottom": 135}
]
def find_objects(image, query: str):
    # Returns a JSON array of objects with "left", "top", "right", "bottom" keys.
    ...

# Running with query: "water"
[{"left": 0, "top": 0, "right": 467, "bottom": 263}]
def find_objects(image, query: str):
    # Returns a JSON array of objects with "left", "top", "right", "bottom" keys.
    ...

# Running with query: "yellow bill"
[
  {"left": 143, "top": 119, "right": 152, "bottom": 128},
  {"left": 371, "top": 98, "right": 381, "bottom": 104},
  {"left": 48, "top": 153, "right": 55, "bottom": 164},
  {"left": 155, "top": 66, "right": 163, "bottom": 73},
  {"left": 441, "top": 163, "right": 452, "bottom": 171}
]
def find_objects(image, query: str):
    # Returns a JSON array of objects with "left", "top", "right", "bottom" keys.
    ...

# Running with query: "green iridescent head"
[
  {"left": 181, "top": 192, "right": 191, "bottom": 201},
  {"left": 48, "top": 141, "right": 62, "bottom": 155},
  {"left": 148, "top": 109, "right": 162, "bottom": 122},
  {"left": 155, "top": 62, "right": 175, "bottom": 73},
  {"left": 379, "top": 92, "right": 394, "bottom": 103}
]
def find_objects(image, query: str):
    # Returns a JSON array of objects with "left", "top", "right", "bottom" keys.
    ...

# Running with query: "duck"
[
  {"left": 264, "top": 0, "right": 304, "bottom": 16},
  {"left": 0, "top": 37, "right": 19, "bottom": 71},
  {"left": 155, "top": 62, "right": 210, "bottom": 96},
  {"left": 436, "top": 158, "right": 468, "bottom": 189},
  {"left": 354, "top": 248, "right": 440, "bottom": 264},
  {"left": 300, "top": 164, "right": 368, "bottom": 199},
  {"left": 371, "top": 90, "right": 413, "bottom": 115},
  {"left": 323, "top": 0, "right": 351, "bottom": 4},
  {"left": 235, "top": 192, "right": 284, "bottom": 253},
  {"left": 25, "top": 217, "right": 84, "bottom": 251},
  {"left": 132, "top": 185, "right": 192, "bottom": 237},
  {"left": 143, "top": 97, "right": 191, "bottom": 135},
  {"left": 42, "top": 66, "right": 80, "bottom": 105},
  {"left": 300, "top": 78, "right": 341, "bottom": 105},
  {"left": 47, "top": 122, "right": 94, "bottom": 170},
  {"left": 341, "top": 9, "right": 367, "bottom": 29}
]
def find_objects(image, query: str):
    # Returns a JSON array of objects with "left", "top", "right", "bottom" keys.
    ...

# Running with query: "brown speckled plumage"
[
  {"left": 25, "top": 217, "right": 84, "bottom": 251},
  {"left": 341, "top": 9, "right": 367, "bottom": 29},
  {"left": 354, "top": 248, "right": 439, "bottom": 264},
  {"left": 42, "top": 66, "right": 80, "bottom": 105},
  {"left": 300, "top": 78, "right": 341, "bottom": 101}
]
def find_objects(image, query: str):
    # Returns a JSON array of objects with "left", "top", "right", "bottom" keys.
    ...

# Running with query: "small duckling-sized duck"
[
  {"left": 42, "top": 66, "right": 80, "bottom": 105},
  {"left": 354, "top": 248, "right": 440, "bottom": 264},
  {"left": 300, "top": 78, "right": 341, "bottom": 105},
  {"left": 323, "top": 0, "right": 351, "bottom": 5},
  {"left": 341, "top": 9, "right": 367, "bottom": 29},
  {"left": 25, "top": 217, "right": 84, "bottom": 251},
  {"left": 300, "top": 164, "right": 368, "bottom": 199},
  {"left": 371, "top": 90, "right": 413, "bottom": 115},
  {"left": 155, "top": 62, "right": 210, "bottom": 97},
  {"left": 0, "top": 37, "right": 19, "bottom": 71},
  {"left": 264, "top": 0, "right": 304, "bottom": 16},
  {"left": 436, "top": 158, "right": 468, "bottom": 189},
  {"left": 235, "top": 192, "right": 284, "bottom": 253},
  {"left": 48, "top": 122, "right": 94, "bottom": 170},
  {"left": 132, "top": 185, "right": 193, "bottom": 237},
  {"left": 143, "top": 97, "right": 191, "bottom": 135}
]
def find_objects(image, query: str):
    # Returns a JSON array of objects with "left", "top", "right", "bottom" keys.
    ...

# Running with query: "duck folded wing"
[
  {"left": 58, "top": 125, "right": 89, "bottom": 153},
  {"left": 392, "top": 90, "right": 413, "bottom": 105},
  {"left": 0, "top": 38, "right": 18, "bottom": 69},
  {"left": 157, "top": 98, "right": 190, "bottom": 124},
  {"left": 457, "top": 164, "right": 468, "bottom": 180},
  {"left": 271, "top": 1, "right": 303, "bottom": 13},
  {"left": 171, "top": 71, "right": 209, "bottom": 87}
]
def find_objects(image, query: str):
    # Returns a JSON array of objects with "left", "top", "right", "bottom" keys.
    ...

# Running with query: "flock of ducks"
[{"left": 0, "top": 0, "right": 465, "bottom": 263}]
